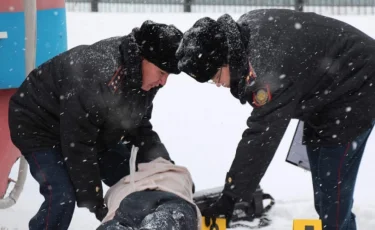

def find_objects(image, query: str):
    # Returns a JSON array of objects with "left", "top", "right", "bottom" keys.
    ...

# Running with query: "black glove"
[
  {"left": 89, "top": 202, "right": 108, "bottom": 222},
  {"left": 201, "top": 193, "right": 236, "bottom": 227}
]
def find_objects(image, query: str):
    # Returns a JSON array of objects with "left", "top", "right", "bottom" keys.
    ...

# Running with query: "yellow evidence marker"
[
  {"left": 201, "top": 217, "right": 226, "bottom": 230},
  {"left": 293, "top": 219, "right": 322, "bottom": 230}
]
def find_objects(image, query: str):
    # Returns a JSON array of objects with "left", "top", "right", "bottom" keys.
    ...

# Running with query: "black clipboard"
[{"left": 285, "top": 120, "right": 311, "bottom": 171}]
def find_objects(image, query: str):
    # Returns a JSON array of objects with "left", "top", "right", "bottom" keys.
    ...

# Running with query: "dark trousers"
[
  {"left": 23, "top": 149, "right": 76, "bottom": 230},
  {"left": 24, "top": 143, "right": 131, "bottom": 230},
  {"left": 97, "top": 190, "right": 198, "bottom": 230},
  {"left": 306, "top": 125, "right": 373, "bottom": 230}
]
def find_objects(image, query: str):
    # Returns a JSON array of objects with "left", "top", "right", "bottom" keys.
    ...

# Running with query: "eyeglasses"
[{"left": 207, "top": 67, "right": 222, "bottom": 85}]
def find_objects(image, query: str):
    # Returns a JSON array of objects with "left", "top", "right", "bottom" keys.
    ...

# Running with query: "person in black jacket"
[
  {"left": 176, "top": 9, "right": 375, "bottom": 230},
  {"left": 8, "top": 20, "right": 182, "bottom": 230}
]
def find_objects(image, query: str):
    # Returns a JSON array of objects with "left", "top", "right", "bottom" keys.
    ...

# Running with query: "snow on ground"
[{"left": 1, "top": 12, "right": 375, "bottom": 230}]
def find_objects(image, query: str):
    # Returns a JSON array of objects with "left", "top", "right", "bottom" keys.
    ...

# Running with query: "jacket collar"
[
  {"left": 117, "top": 29, "right": 161, "bottom": 95},
  {"left": 217, "top": 14, "right": 250, "bottom": 104},
  {"left": 118, "top": 30, "right": 143, "bottom": 90}
]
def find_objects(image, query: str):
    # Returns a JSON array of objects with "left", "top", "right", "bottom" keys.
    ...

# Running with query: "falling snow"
[
  {"left": 294, "top": 22, "right": 302, "bottom": 29},
  {"left": 352, "top": 141, "right": 358, "bottom": 150},
  {"left": 2, "top": 11, "right": 375, "bottom": 230}
]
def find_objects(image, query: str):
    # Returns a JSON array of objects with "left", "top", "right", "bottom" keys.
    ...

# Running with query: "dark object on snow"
[{"left": 193, "top": 185, "right": 275, "bottom": 229}]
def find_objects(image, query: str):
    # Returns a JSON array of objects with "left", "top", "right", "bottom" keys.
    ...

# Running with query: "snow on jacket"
[
  {"left": 214, "top": 9, "right": 375, "bottom": 203},
  {"left": 102, "top": 147, "right": 202, "bottom": 229},
  {"left": 8, "top": 30, "right": 171, "bottom": 208}
]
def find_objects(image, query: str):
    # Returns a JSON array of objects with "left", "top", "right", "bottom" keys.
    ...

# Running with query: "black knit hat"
[
  {"left": 134, "top": 20, "right": 183, "bottom": 74},
  {"left": 176, "top": 17, "right": 228, "bottom": 83}
]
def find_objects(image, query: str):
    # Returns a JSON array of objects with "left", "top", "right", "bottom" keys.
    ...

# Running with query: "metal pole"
[
  {"left": 24, "top": 0, "right": 37, "bottom": 76},
  {"left": 91, "top": 0, "right": 99, "bottom": 12},
  {"left": 184, "top": 0, "right": 192, "bottom": 12},
  {"left": 295, "top": 0, "right": 304, "bottom": 11}
]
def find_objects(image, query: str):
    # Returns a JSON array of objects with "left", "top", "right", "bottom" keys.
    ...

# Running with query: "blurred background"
[{"left": 65, "top": 0, "right": 375, "bottom": 15}]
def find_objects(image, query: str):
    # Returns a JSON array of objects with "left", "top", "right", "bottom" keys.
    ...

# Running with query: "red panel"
[
  {"left": 37, "top": 0, "right": 65, "bottom": 11},
  {"left": 0, "top": 89, "right": 21, "bottom": 198},
  {"left": 0, "top": 0, "right": 23, "bottom": 13},
  {"left": 0, "top": 0, "right": 65, "bottom": 13}
]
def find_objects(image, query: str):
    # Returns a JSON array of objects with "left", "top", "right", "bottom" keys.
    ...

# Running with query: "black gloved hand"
[
  {"left": 201, "top": 193, "right": 236, "bottom": 227},
  {"left": 89, "top": 202, "right": 108, "bottom": 222}
]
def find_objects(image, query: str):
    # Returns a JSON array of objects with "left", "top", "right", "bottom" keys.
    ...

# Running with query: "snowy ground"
[{"left": 1, "top": 12, "right": 375, "bottom": 230}]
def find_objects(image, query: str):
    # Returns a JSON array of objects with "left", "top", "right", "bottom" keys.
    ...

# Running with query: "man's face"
[
  {"left": 141, "top": 59, "right": 169, "bottom": 91},
  {"left": 209, "top": 65, "right": 230, "bottom": 88}
]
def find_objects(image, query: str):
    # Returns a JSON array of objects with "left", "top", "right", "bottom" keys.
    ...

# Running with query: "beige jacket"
[{"left": 102, "top": 147, "right": 201, "bottom": 229}]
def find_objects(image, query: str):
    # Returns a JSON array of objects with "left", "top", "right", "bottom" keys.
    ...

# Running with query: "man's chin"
[
  {"left": 141, "top": 86, "right": 151, "bottom": 91},
  {"left": 141, "top": 84, "right": 163, "bottom": 91}
]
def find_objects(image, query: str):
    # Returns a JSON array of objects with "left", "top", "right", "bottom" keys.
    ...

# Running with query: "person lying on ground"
[{"left": 97, "top": 146, "right": 202, "bottom": 230}]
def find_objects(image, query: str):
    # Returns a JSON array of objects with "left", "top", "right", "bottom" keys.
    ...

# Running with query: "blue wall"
[{"left": 0, "top": 8, "right": 67, "bottom": 89}]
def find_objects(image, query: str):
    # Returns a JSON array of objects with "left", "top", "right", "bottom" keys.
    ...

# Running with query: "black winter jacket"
[
  {"left": 8, "top": 32, "right": 171, "bottom": 208},
  {"left": 217, "top": 9, "right": 375, "bottom": 202}
]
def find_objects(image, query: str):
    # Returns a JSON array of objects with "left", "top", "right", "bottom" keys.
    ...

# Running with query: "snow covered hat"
[
  {"left": 134, "top": 20, "right": 183, "bottom": 74},
  {"left": 176, "top": 17, "right": 228, "bottom": 83}
]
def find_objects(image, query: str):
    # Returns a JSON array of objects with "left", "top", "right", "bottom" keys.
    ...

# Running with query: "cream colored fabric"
[{"left": 102, "top": 146, "right": 201, "bottom": 229}]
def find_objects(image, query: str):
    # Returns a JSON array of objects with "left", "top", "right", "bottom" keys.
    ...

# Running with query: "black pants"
[
  {"left": 306, "top": 124, "right": 373, "bottom": 230},
  {"left": 97, "top": 190, "right": 198, "bottom": 230},
  {"left": 23, "top": 149, "right": 76, "bottom": 230}
]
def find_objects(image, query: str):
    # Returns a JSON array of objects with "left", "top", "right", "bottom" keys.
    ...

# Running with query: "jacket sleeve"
[
  {"left": 60, "top": 87, "right": 107, "bottom": 209},
  {"left": 223, "top": 90, "right": 299, "bottom": 202},
  {"left": 59, "top": 57, "right": 109, "bottom": 209},
  {"left": 127, "top": 103, "right": 172, "bottom": 163}
]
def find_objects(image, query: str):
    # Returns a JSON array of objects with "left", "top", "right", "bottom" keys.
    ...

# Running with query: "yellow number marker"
[
  {"left": 293, "top": 219, "right": 322, "bottom": 230},
  {"left": 201, "top": 217, "right": 226, "bottom": 230}
]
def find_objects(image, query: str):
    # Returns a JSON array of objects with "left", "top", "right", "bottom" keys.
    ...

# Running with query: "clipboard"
[{"left": 285, "top": 120, "right": 311, "bottom": 171}]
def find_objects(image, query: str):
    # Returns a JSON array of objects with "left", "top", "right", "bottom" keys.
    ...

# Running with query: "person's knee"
[
  {"left": 154, "top": 201, "right": 197, "bottom": 228},
  {"left": 139, "top": 211, "right": 174, "bottom": 229},
  {"left": 140, "top": 209, "right": 196, "bottom": 230},
  {"left": 51, "top": 181, "right": 76, "bottom": 210},
  {"left": 43, "top": 167, "right": 76, "bottom": 207},
  {"left": 97, "top": 220, "right": 131, "bottom": 230}
]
